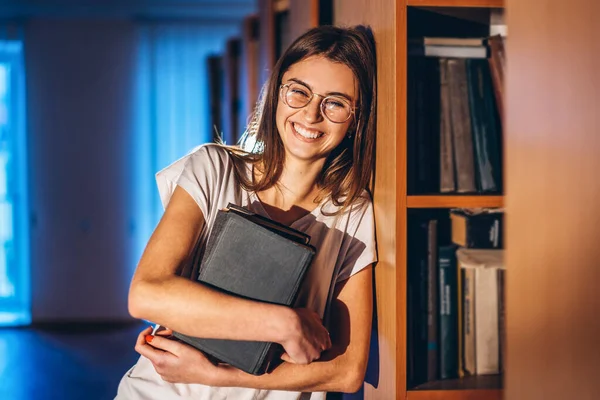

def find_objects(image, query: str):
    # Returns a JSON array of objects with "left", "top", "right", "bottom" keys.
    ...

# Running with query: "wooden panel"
[
  {"left": 407, "top": 196, "right": 504, "bottom": 208},
  {"left": 407, "top": 390, "right": 502, "bottom": 400},
  {"left": 410, "top": 375, "right": 502, "bottom": 391},
  {"left": 407, "top": 0, "right": 503, "bottom": 7},
  {"left": 289, "top": 0, "right": 319, "bottom": 41},
  {"left": 335, "top": 1, "right": 400, "bottom": 398},
  {"left": 505, "top": 1, "right": 600, "bottom": 400}
]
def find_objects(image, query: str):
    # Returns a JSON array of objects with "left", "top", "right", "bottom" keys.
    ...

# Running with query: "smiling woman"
[{"left": 116, "top": 24, "right": 378, "bottom": 400}]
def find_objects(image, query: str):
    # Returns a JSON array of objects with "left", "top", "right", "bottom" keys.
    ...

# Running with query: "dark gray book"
[
  {"left": 173, "top": 203, "right": 316, "bottom": 375},
  {"left": 438, "top": 244, "right": 459, "bottom": 379}
]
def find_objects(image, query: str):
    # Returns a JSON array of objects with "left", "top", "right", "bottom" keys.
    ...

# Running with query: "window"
[{"left": 0, "top": 40, "right": 29, "bottom": 326}]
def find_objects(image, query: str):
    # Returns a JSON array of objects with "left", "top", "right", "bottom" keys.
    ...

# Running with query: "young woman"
[{"left": 116, "top": 24, "right": 378, "bottom": 399}]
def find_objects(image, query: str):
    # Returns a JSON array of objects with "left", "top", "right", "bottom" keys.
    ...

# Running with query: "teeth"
[{"left": 293, "top": 123, "right": 323, "bottom": 139}]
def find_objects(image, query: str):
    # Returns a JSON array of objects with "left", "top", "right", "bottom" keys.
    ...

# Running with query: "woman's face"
[{"left": 275, "top": 55, "right": 358, "bottom": 164}]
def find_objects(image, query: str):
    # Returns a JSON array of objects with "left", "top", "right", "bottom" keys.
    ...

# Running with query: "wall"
[{"left": 26, "top": 19, "right": 138, "bottom": 321}]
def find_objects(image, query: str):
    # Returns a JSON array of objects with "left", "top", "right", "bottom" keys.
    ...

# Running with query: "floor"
[{"left": 0, "top": 321, "right": 146, "bottom": 400}]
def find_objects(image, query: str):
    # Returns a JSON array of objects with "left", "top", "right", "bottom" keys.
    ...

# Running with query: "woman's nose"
[{"left": 303, "top": 96, "right": 324, "bottom": 123}]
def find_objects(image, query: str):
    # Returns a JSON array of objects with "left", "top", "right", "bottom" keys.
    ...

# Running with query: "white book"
[
  {"left": 411, "top": 45, "right": 489, "bottom": 59},
  {"left": 457, "top": 248, "right": 505, "bottom": 375}
]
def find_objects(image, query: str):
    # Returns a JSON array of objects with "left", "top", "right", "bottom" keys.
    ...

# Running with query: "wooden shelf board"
[
  {"left": 407, "top": 375, "right": 502, "bottom": 399},
  {"left": 406, "top": 0, "right": 504, "bottom": 7},
  {"left": 407, "top": 389, "right": 502, "bottom": 400},
  {"left": 407, "top": 195, "right": 504, "bottom": 208}
]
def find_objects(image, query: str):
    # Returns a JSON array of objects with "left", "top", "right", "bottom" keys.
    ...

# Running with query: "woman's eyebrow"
[{"left": 288, "top": 77, "right": 354, "bottom": 102}]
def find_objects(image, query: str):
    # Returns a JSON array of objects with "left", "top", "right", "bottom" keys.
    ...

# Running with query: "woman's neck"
[{"left": 255, "top": 157, "right": 325, "bottom": 222}]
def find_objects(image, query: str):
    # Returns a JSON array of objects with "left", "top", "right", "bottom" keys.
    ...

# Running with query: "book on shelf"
[
  {"left": 409, "top": 44, "right": 488, "bottom": 59},
  {"left": 457, "top": 248, "right": 505, "bottom": 376},
  {"left": 439, "top": 243, "right": 459, "bottom": 380},
  {"left": 407, "top": 209, "right": 505, "bottom": 386},
  {"left": 173, "top": 203, "right": 316, "bottom": 376},
  {"left": 409, "top": 37, "right": 486, "bottom": 47},
  {"left": 451, "top": 208, "right": 504, "bottom": 249},
  {"left": 407, "top": 36, "right": 504, "bottom": 195},
  {"left": 487, "top": 34, "right": 506, "bottom": 123}
]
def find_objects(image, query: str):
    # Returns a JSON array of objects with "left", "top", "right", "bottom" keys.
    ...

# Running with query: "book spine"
[
  {"left": 467, "top": 59, "right": 497, "bottom": 193},
  {"left": 474, "top": 267, "right": 500, "bottom": 375},
  {"left": 439, "top": 58, "right": 456, "bottom": 193},
  {"left": 439, "top": 245, "right": 459, "bottom": 379},
  {"left": 426, "top": 220, "right": 439, "bottom": 381},
  {"left": 447, "top": 59, "right": 477, "bottom": 193},
  {"left": 463, "top": 267, "right": 476, "bottom": 375}
]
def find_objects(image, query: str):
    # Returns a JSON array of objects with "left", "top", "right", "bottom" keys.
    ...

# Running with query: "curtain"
[{"left": 131, "top": 22, "right": 239, "bottom": 265}]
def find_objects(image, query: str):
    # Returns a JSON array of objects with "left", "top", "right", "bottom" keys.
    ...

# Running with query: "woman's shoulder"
[{"left": 187, "top": 143, "right": 233, "bottom": 165}]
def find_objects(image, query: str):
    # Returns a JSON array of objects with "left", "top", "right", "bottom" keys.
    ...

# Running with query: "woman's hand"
[
  {"left": 134, "top": 327, "right": 220, "bottom": 385},
  {"left": 280, "top": 308, "right": 332, "bottom": 364}
]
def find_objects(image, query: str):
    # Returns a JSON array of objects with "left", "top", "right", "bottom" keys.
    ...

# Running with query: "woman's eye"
[
  {"left": 291, "top": 88, "right": 309, "bottom": 97},
  {"left": 325, "top": 99, "right": 345, "bottom": 109}
]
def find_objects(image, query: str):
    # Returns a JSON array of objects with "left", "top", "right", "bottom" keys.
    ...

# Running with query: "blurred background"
[
  {"left": 0, "top": 0, "right": 337, "bottom": 398},
  {"left": 4, "top": 1, "right": 596, "bottom": 400}
]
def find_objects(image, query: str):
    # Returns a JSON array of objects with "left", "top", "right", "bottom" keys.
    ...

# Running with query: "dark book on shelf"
[
  {"left": 407, "top": 217, "right": 430, "bottom": 387},
  {"left": 439, "top": 58, "right": 456, "bottom": 193},
  {"left": 466, "top": 59, "right": 503, "bottom": 193},
  {"left": 173, "top": 203, "right": 316, "bottom": 376},
  {"left": 407, "top": 57, "right": 440, "bottom": 194},
  {"left": 451, "top": 208, "right": 504, "bottom": 249},
  {"left": 438, "top": 244, "right": 459, "bottom": 380},
  {"left": 427, "top": 220, "right": 439, "bottom": 381},
  {"left": 447, "top": 58, "right": 477, "bottom": 193},
  {"left": 487, "top": 34, "right": 506, "bottom": 123}
]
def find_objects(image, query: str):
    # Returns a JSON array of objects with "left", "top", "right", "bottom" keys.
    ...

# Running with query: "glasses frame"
[{"left": 279, "top": 82, "right": 356, "bottom": 124}]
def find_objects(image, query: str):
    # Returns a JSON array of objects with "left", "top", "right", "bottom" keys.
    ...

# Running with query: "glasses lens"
[
  {"left": 282, "top": 82, "right": 353, "bottom": 123},
  {"left": 284, "top": 83, "right": 311, "bottom": 108},
  {"left": 322, "top": 97, "right": 352, "bottom": 123}
]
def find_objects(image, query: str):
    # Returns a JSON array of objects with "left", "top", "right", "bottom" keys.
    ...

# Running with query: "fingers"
[
  {"left": 154, "top": 325, "right": 173, "bottom": 337},
  {"left": 135, "top": 327, "right": 167, "bottom": 364},
  {"left": 155, "top": 327, "right": 174, "bottom": 338},
  {"left": 146, "top": 334, "right": 186, "bottom": 355}
]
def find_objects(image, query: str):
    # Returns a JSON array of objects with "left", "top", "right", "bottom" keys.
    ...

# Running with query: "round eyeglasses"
[{"left": 279, "top": 82, "right": 355, "bottom": 124}]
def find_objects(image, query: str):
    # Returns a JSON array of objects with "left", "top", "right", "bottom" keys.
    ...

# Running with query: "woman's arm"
[
  {"left": 140, "top": 264, "right": 374, "bottom": 393},
  {"left": 225, "top": 265, "right": 374, "bottom": 393},
  {"left": 129, "top": 186, "right": 330, "bottom": 363}
]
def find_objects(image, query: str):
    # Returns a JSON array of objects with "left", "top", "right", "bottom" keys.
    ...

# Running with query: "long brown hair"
[{"left": 226, "top": 25, "right": 377, "bottom": 215}]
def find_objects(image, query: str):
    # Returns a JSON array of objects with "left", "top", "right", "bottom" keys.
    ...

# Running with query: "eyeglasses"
[{"left": 279, "top": 82, "right": 355, "bottom": 124}]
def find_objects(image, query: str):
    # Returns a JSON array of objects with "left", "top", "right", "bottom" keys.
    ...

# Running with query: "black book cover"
[
  {"left": 173, "top": 203, "right": 316, "bottom": 375},
  {"left": 438, "top": 244, "right": 459, "bottom": 379}
]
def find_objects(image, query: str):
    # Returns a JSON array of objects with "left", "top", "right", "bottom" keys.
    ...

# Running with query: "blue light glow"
[
  {"left": 0, "top": 39, "right": 30, "bottom": 327},
  {"left": 130, "top": 23, "right": 240, "bottom": 271}
]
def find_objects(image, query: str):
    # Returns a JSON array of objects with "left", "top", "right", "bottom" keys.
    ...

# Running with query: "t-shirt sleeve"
[
  {"left": 335, "top": 196, "right": 378, "bottom": 283},
  {"left": 155, "top": 144, "right": 227, "bottom": 218}
]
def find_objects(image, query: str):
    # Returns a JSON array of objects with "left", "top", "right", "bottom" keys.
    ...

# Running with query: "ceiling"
[{"left": 0, "top": 0, "right": 257, "bottom": 21}]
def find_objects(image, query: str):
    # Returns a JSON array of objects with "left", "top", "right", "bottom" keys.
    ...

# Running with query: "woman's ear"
[{"left": 347, "top": 119, "right": 360, "bottom": 139}]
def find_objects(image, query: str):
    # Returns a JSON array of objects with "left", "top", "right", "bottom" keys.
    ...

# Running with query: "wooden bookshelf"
[
  {"left": 407, "top": 0, "right": 503, "bottom": 7},
  {"left": 407, "top": 196, "right": 504, "bottom": 208},
  {"left": 335, "top": 0, "right": 505, "bottom": 399},
  {"left": 408, "top": 375, "right": 502, "bottom": 399},
  {"left": 407, "top": 389, "right": 501, "bottom": 400}
]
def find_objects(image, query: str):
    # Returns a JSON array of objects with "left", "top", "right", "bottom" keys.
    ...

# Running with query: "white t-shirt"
[{"left": 116, "top": 144, "right": 377, "bottom": 400}]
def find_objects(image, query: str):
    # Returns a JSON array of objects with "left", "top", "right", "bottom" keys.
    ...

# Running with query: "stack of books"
[
  {"left": 172, "top": 203, "right": 316, "bottom": 375},
  {"left": 407, "top": 208, "right": 505, "bottom": 386}
]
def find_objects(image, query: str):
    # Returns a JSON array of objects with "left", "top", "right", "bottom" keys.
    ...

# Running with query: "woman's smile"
[{"left": 290, "top": 121, "right": 325, "bottom": 141}]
